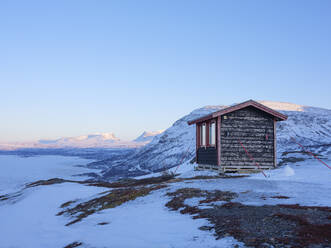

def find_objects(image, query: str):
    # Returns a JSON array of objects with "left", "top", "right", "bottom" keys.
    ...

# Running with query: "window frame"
[
  {"left": 209, "top": 121, "right": 216, "bottom": 146},
  {"left": 200, "top": 123, "right": 206, "bottom": 147}
]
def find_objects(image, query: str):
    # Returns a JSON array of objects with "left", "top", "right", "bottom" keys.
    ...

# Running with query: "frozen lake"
[{"left": 0, "top": 155, "right": 98, "bottom": 195}]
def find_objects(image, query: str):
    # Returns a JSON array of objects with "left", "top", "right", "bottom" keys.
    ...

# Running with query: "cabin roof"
[{"left": 188, "top": 100, "right": 288, "bottom": 125}]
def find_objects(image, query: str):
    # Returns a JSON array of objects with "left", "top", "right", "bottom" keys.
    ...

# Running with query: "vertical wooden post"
[
  {"left": 206, "top": 121, "right": 209, "bottom": 147},
  {"left": 273, "top": 119, "right": 277, "bottom": 168},
  {"left": 217, "top": 116, "right": 221, "bottom": 167},
  {"left": 196, "top": 124, "right": 199, "bottom": 163}
]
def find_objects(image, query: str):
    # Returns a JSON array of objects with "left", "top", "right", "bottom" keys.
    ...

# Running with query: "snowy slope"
[
  {"left": 100, "top": 101, "right": 331, "bottom": 179},
  {"left": 98, "top": 106, "right": 227, "bottom": 178},
  {"left": 133, "top": 130, "right": 164, "bottom": 142},
  {"left": 264, "top": 102, "right": 331, "bottom": 154},
  {"left": 0, "top": 182, "right": 241, "bottom": 248}
]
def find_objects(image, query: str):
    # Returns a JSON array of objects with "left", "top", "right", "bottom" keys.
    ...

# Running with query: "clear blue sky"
[{"left": 1, "top": 0, "right": 331, "bottom": 142}]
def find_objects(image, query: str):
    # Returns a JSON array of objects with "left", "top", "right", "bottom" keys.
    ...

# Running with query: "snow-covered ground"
[
  {"left": 0, "top": 183, "right": 107, "bottom": 248},
  {"left": 0, "top": 182, "right": 243, "bottom": 248},
  {"left": 1, "top": 154, "right": 331, "bottom": 248},
  {"left": 177, "top": 155, "right": 331, "bottom": 205},
  {"left": 181, "top": 162, "right": 331, "bottom": 207},
  {"left": 0, "top": 155, "right": 98, "bottom": 195},
  {"left": 0, "top": 155, "right": 244, "bottom": 248}
]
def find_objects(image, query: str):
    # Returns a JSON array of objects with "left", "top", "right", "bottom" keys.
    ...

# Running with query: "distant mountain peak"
[
  {"left": 85, "top": 132, "right": 119, "bottom": 140},
  {"left": 39, "top": 132, "right": 120, "bottom": 145},
  {"left": 133, "top": 130, "right": 164, "bottom": 142}
]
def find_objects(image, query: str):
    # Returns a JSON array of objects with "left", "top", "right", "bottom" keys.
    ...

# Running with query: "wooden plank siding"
[
  {"left": 273, "top": 119, "right": 277, "bottom": 168},
  {"left": 220, "top": 106, "right": 275, "bottom": 169},
  {"left": 196, "top": 124, "right": 199, "bottom": 163},
  {"left": 217, "top": 116, "right": 221, "bottom": 166}
]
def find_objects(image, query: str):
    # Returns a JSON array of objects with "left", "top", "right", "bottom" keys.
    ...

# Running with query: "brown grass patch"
[
  {"left": 298, "top": 223, "right": 331, "bottom": 247},
  {"left": 166, "top": 192, "right": 331, "bottom": 248},
  {"left": 271, "top": 195, "right": 290, "bottom": 199},
  {"left": 165, "top": 188, "right": 237, "bottom": 216},
  {"left": 97, "top": 222, "right": 109, "bottom": 225},
  {"left": 278, "top": 204, "right": 331, "bottom": 212},
  {"left": 272, "top": 212, "right": 331, "bottom": 247},
  {"left": 58, "top": 185, "right": 167, "bottom": 226},
  {"left": 26, "top": 178, "right": 71, "bottom": 187},
  {"left": 26, "top": 173, "right": 176, "bottom": 189},
  {"left": 0, "top": 194, "right": 9, "bottom": 201},
  {"left": 272, "top": 212, "right": 308, "bottom": 225},
  {"left": 63, "top": 242, "right": 82, "bottom": 248},
  {"left": 60, "top": 200, "right": 77, "bottom": 208}
]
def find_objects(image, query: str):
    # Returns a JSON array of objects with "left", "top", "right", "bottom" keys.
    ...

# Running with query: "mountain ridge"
[{"left": 0, "top": 131, "right": 161, "bottom": 150}]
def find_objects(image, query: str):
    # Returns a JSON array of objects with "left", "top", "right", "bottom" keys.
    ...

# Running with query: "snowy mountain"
[
  {"left": 38, "top": 133, "right": 121, "bottom": 147},
  {"left": 95, "top": 101, "right": 331, "bottom": 179},
  {"left": 0, "top": 132, "right": 156, "bottom": 150},
  {"left": 133, "top": 130, "right": 164, "bottom": 142}
]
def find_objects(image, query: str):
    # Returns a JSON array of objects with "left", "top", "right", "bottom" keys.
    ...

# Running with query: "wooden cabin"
[{"left": 188, "top": 100, "right": 287, "bottom": 173}]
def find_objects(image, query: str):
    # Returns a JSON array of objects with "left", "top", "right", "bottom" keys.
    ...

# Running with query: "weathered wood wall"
[
  {"left": 197, "top": 147, "right": 218, "bottom": 165},
  {"left": 220, "top": 106, "right": 275, "bottom": 168}
]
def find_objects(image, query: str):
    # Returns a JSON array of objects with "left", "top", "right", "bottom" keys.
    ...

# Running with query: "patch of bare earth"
[
  {"left": 0, "top": 174, "right": 178, "bottom": 204},
  {"left": 271, "top": 195, "right": 290, "bottom": 199},
  {"left": 26, "top": 173, "right": 176, "bottom": 189},
  {"left": 63, "top": 241, "right": 82, "bottom": 248},
  {"left": 23, "top": 173, "right": 223, "bottom": 190},
  {"left": 57, "top": 184, "right": 167, "bottom": 226},
  {"left": 165, "top": 188, "right": 331, "bottom": 248},
  {"left": 0, "top": 194, "right": 9, "bottom": 201},
  {"left": 165, "top": 188, "right": 238, "bottom": 216}
]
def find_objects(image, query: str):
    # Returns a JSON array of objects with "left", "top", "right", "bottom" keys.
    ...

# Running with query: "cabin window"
[
  {"left": 200, "top": 123, "right": 206, "bottom": 146},
  {"left": 209, "top": 122, "right": 216, "bottom": 145}
]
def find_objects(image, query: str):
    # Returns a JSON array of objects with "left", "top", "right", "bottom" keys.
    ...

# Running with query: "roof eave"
[
  {"left": 187, "top": 100, "right": 288, "bottom": 125},
  {"left": 187, "top": 114, "right": 213, "bottom": 125},
  {"left": 210, "top": 100, "right": 288, "bottom": 121}
]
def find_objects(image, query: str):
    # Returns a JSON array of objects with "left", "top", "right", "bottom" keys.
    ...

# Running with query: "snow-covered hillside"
[
  {"left": 133, "top": 130, "right": 164, "bottom": 142},
  {"left": 98, "top": 101, "right": 331, "bottom": 179},
  {"left": 260, "top": 101, "right": 331, "bottom": 154},
  {"left": 93, "top": 106, "right": 225, "bottom": 178}
]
